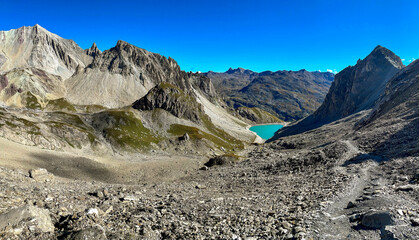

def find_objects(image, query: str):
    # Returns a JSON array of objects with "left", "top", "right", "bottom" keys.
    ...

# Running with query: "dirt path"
[{"left": 311, "top": 140, "right": 380, "bottom": 239}]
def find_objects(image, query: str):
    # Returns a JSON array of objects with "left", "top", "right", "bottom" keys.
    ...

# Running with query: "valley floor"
[{"left": 0, "top": 113, "right": 417, "bottom": 239}]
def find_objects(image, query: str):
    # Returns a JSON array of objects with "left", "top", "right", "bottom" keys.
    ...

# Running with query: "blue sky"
[{"left": 1, "top": 0, "right": 418, "bottom": 73}]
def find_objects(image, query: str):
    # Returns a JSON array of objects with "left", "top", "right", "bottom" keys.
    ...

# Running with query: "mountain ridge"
[{"left": 271, "top": 45, "right": 404, "bottom": 140}]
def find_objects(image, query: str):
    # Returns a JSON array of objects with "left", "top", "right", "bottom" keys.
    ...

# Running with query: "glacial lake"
[{"left": 249, "top": 124, "right": 284, "bottom": 140}]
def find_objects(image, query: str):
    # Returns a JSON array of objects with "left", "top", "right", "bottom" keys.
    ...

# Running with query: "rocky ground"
[{"left": 0, "top": 112, "right": 417, "bottom": 239}]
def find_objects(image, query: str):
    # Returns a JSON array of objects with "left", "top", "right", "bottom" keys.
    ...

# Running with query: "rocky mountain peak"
[
  {"left": 225, "top": 67, "right": 253, "bottom": 74},
  {"left": 85, "top": 42, "right": 101, "bottom": 58},
  {"left": 272, "top": 45, "right": 404, "bottom": 139},
  {"left": 365, "top": 45, "right": 404, "bottom": 69},
  {"left": 0, "top": 25, "right": 91, "bottom": 79}
]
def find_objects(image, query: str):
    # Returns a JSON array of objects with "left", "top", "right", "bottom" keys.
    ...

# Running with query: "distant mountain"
[
  {"left": 272, "top": 45, "right": 404, "bottom": 140},
  {"left": 204, "top": 68, "right": 334, "bottom": 121}
]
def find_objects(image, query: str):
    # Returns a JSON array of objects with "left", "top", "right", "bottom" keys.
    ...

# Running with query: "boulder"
[
  {"left": 67, "top": 226, "right": 107, "bottom": 240},
  {"left": 0, "top": 205, "right": 54, "bottom": 232},
  {"left": 179, "top": 133, "right": 190, "bottom": 141},
  {"left": 361, "top": 211, "right": 393, "bottom": 229},
  {"left": 29, "top": 168, "right": 54, "bottom": 182},
  {"left": 204, "top": 154, "right": 240, "bottom": 167}
]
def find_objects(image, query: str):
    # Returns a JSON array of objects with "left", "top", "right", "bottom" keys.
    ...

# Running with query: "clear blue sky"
[{"left": 1, "top": 0, "right": 418, "bottom": 73}]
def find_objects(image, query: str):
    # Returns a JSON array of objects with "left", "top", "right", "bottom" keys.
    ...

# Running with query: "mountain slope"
[
  {"left": 272, "top": 45, "right": 404, "bottom": 140},
  {"left": 355, "top": 59, "right": 419, "bottom": 157},
  {"left": 0, "top": 25, "right": 256, "bottom": 155},
  {"left": 66, "top": 40, "right": 216, "bottom": 108},
  {"left": 204, "top": 68, "right": 334, "bottom": 121},
  {"left": 0, "top": 25, "right": 91, "bottom": 79}
]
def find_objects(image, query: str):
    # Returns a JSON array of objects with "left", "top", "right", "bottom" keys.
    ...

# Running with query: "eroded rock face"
[
  {"left": 132, "top": 83, "right": 204, "bottom": 123},
  {"left": 0, "top": 25, "right": 92, "bottom": 79}
]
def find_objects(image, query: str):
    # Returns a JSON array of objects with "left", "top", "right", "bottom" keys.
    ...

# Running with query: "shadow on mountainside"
[
  {"left": 27, "top": 153, "right": 114, "bottom": 183},
  {"left": 342, "top": 153, "right": 385, "bottom": 166},
  {"left": 371, "top": 116, "right": 419, "bottom": 159}
]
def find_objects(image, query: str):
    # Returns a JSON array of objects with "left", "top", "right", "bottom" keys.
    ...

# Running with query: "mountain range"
[
  {"left": 204, "top": 67, "right": 334, "bottom": 121},
  {"left": 0, "top": 25, "right": 418, "bottom": 239},
  {"left": 0, "top": 25, "right": 256, "bottom": 155}
]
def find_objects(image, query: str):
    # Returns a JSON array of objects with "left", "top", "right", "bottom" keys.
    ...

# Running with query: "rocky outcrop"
[
  {"left": 132, "top": 82, "right": 204, "bottom": 123},
  {"left": 0, "top": 25, "right": 92, "bottom": 79},
  {"left": 272, "top": 46, "right": 404, "bottom": 140},
  {"left": 205, "top": 68, "right": 334, "bottom": 121},
  {"left": 85, "top": 42, "right": 101, "bottom": 58}
]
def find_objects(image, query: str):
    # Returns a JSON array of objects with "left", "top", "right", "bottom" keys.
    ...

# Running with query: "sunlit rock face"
[{"left": 0, "top": 25, "right": 92, "bottom": 79}]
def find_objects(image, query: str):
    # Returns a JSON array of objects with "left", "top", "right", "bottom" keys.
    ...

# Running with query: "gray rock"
[
  {"left": 361, "top": 211, "right": 393, "bottom": 229},
  {"left": 29, "top": 168, "right": 54, "bottom": 182},
  {"left": 68, "top": 226, "right": 107, "bottom": 240},
  {"left": 396, "top": 185, "right": 414, "bottom": 192},
  {"left": 179, "top": 133, "right": 190, "bottom": 141},
  {"left": 346, "top": 201, "right": 356, "bottom": 209},
  {"left": 0, "top": 205, "right": 54, "bottom": 232}
]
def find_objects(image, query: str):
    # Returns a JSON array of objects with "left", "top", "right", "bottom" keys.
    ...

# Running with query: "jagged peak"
[
  {"left": 85, "top": 42, "right": 101, "bottom": 57},
  {"left": 364, "top": 45, "right": 404, "bottom": 69}
]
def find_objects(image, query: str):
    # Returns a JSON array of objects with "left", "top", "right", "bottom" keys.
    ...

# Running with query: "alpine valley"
[{"left": 0, "top": 25, "right": 417, "bottom": 240}]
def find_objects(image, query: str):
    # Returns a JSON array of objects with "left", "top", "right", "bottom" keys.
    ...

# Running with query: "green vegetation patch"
[
  {"left": 46, "top": 98, "right": 77, "bottom": 112},
  {"left": 22, "top": 92, "right": 42, "bottom": 110},
  {"left": 168, "top": 120, "right": 245, "bottom": 151},
  {"left": 97, "top": 110, "right": 161, "bottom": 151}
]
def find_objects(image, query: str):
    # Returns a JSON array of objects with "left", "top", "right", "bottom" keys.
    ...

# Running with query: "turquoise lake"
[{"left": 249, "top": 124, "right": 284, "bottom": 140}]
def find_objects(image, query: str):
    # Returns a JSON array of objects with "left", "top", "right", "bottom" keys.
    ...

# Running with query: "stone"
[
  {"left": 281, "top": 221, "right": 292, "bottom": 230},
  {"left": 346, "top": 201, "right": 356, "bottom": 209},
  {"left": 361, "top": 211, "right": 393, "bottom": 229},
  {"left": 123, "top": 195, "right": 139, "bottom": 202},
  {"left": 179, "top": 133, "right": 190, "bottom": 141},
  {"left": 68, "top": 226, "right": 107, "bottom": 240},
  {"left": 396, "top": 185, "right": 414, "bottom": 192},
  {"left": 29, "top": 168, "right": 54, "bottom": 182},
  {"left": 411, "top": 218, "right": 419, "bottom": 227},
  {"left": 87, "top": 208, "right": 99, "bottom": 216},
  {"left": 199, "top": 166, "right": 209, "bottom": 171},
  {"left": 0, "top": 205, "right": 54, "bottom": 232}
]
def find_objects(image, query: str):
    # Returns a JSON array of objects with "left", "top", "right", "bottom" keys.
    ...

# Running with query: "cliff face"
[
  {"left": 132, "top": 83, "right": 204, "bottom": 123},
  {"left": 314, "top": 46, "right": 404, "bottom": 123},
  {"left": 272, "top": 46, "right": 404, "bottom": 140},
  {"left": 205, "top": 68, "right": 334, "bottom": 121}
]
